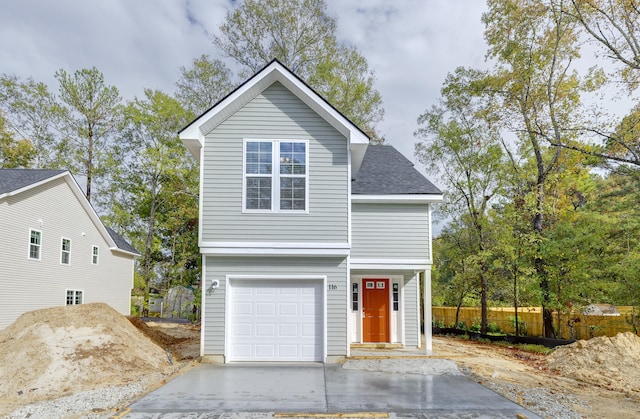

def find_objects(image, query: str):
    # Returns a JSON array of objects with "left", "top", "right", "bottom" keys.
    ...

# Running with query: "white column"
[{"left": 423, "top": 267, "right": 433, "bottom": 353}]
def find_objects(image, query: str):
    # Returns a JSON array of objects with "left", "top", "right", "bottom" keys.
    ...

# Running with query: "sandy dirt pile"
[
  {"left": 0, "top": 303, "right": 172, "bottom": 414},
  {"left": 547, "top": 332, "right": 640, "bottom": 394}
]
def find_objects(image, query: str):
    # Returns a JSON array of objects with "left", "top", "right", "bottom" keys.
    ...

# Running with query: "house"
[
  {"left": 0, "top": 169, "right": 139, "bottom": 329},
  {"left": 180, "top": 60, "right": 442, "bottom": 363}
]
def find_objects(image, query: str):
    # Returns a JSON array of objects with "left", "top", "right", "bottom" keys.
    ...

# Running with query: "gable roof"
[
  {"left": 351, "top": 145, "right": 442, "bottom": 200},
  {"left": 0, "top": 169, "right": 140, "bottom": 256},
  {"left": 0, "top": 169, "right": 67, "bottom": 196},
  {"left": 179, "top": 59, "right": 370, "bottom": 176}
]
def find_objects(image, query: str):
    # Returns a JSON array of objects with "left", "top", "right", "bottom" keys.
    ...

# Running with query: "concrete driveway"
[{"left": 123, "top": 363, "right": 540, "bottom": 418}]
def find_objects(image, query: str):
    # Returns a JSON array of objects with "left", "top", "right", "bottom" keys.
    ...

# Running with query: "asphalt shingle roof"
[
  {"left": 0, "top": 169, "right": 66, "bottom": 195},
  {"left": 352, "top": 145, "right": 442, "bottom": 195},
  {"left": 0, "top": 169, "right": 139, "bottom": 255},
  {"left": 106, "top": 227, "right": 141, "bottom": 255}
]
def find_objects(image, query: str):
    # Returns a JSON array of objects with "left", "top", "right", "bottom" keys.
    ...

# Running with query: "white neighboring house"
[{"left": 0, "top": 169, "right": 140, "bottom": 329}]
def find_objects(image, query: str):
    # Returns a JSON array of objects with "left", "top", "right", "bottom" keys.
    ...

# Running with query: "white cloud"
[{"left": 0, "top": 0, "right": 488, "bottom": 172}]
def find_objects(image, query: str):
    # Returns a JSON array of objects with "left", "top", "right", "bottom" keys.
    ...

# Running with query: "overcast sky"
[{"left": 0, "top": 0, "right": 489, "bottom": 186}]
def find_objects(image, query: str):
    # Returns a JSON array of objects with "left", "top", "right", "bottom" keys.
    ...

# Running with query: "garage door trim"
[{"left": 225, "top": 275, "right": 327, "bottom": 363}]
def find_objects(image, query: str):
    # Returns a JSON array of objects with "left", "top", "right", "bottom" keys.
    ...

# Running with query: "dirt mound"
[
  {"left": 0, "top": 303, "right": 171, "bottom": 414},
  {"left": 547, "top": 332, "right": 640, "bottom": 394}
]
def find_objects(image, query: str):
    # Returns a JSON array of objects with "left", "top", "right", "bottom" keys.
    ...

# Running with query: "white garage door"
[{"left": 229, "top": 279, "right": 324, "bottom": 362}]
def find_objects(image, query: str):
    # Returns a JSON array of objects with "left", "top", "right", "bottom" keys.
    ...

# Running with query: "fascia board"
[
  {"left": 61, "top": 173, "right": 120, "bottom": 250},
  {"left": 351, "top": 194, "right": 444, "bottom": 204},
  {"left": 178, "top": 62, "right": 369, "bottom": 149},
  {"left": 0, "top": 171, "right": 68, "bottom": 200}
]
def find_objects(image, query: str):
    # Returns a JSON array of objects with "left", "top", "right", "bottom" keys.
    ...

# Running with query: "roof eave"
[
  {"left": 351, "top": 194, "right": 444, "bottom": 204},
  {"left": 178, "top": 61, "right": 369, "bottom": 163}
]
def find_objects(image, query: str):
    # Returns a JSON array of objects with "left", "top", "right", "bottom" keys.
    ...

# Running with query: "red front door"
[{"left": 362, "top": 279, "right": 389, "bottom": 342}]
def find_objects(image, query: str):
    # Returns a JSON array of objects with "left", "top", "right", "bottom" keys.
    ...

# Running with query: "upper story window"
[
  {"left": 60, "top": 238, "right": 71, "bottom": 265},
  {"left": 29, "top": 229, "right": 41, "bottom": 260},
  {"left": 244, "top": 140, "right": 308, "bottom": 212},
  {"left": 92, "top": 245, "right": 99, "bottom": 265}
]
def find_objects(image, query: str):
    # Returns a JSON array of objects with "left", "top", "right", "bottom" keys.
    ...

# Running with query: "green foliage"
[
  {"left": 55, "top": 67, "right": 123, "bottom": 202},
  {"left": 0, "top": 112, "right": 35, "bottom": 168},
  {"left": 0, "top": 74, "right": 64, "bottom": 168},
  {"left": 175, "top": 55, "right": 234, "bottom": 117},
  {"left": 213, "top": 0, "right": 384, "bottom": 141}
]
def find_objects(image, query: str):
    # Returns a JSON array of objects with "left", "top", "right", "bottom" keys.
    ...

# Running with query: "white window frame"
[
  {"left": 60, "top": 237, "right": 71, "bottom": 265},
  {"left": 92, "top": 245, "right": 99, "bottom": 265},
  {"left": 65, "top": 289, "right": 83, "bottom": 305},
  {"left": 28, "top": 229, "right": 42, "bottom": 261},
  {"left": 242, "top": 139, "right": 309, "bottom": 213}
]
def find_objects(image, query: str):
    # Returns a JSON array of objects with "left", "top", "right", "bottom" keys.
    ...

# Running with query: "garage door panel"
[
  {"left": 229, "top": 280, "right": 323, "bottom": 362},
  {"left": 279, "top": 323, "right": 298, "bottom": 337},
  {"left": 256, "top": 302, "right": 276, "bottom": 315},
  {"left": 279, "top": 303, "right": 298, "bottom": 315}
]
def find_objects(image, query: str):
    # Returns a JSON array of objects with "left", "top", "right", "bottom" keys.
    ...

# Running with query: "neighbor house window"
[
  {"left": 92, "top": 245, "right": 99, "bottom": 265},
  {"left": 60, "top": 238, "right": 71, "bottom": 265},
  {"left": 244, "top": 140, "right": 307, "bottom": 211},
  {"left": 66, "top": 290, "right": 83, "bottom": 305},
  {"left": 29, "top": 229, "right": 41, "bottom": 260}
]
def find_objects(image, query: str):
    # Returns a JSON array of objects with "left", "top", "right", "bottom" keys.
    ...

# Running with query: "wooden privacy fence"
[{"left": 432, "top": 306, "right": 639, "bottom": 340}]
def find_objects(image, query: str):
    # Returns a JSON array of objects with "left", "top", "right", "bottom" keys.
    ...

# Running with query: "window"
[
  {"left": 244, "top": 140, "right": 307, "bottom": 211},
  {"left": 66, "top": 290, "right": 83, "bottom": 305},
  {"left": 29, "top": 229, "right": 41, "bottom": 260},
  {"left": 60, "top": 238, "right": 71, "bottom": 265},
  {"left": 92, "top": 245, "right": 99, "bottom": 265}
]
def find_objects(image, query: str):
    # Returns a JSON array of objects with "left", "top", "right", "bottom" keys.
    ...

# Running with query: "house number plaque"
[{"left": 328, "top": 284, "right": 338, "bottom": 290}]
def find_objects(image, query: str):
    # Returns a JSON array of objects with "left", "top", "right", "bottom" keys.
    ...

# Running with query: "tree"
[
  {"left": 213, "top": 0, "right": 385, "bottom": 141},
  {"left": 569, "top": 0, "right": 640, "bottom": 89},
  {"left": 0, "top": 75, "right": 64, "bottom": 168},
  {"left": 175, "top": 55, "right": 234, "bottom": 118},
  {"left": 538, "top": 1, "right": 640, "bottom": 168},
  {"left": 482, "top": 0, "right": 591, "bottom": 337},
  {"left": 0, "top": 111, "right": 35, "bottom": 168},
  {"left": 415, "top": 67, "right": 506, "bottom": 333},
  {"left": 55, "top": 67, "right": 122, "bottom": 202},
  {"left": 105, "top": 89, "right": 198, "bottom": 309}
]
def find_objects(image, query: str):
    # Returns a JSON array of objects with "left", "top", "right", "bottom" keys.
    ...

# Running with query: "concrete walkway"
[{"left": 123, "top": 363, "right": 540, "bottom": 418}]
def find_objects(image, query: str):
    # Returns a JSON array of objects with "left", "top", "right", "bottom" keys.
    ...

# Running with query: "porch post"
[{"left": 423, "top": 267, "right": 432, "bottom": 353}]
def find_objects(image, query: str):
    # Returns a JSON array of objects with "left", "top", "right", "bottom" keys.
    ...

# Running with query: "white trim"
[
  {"left": 200, "top": 241, "right": 350, "bottom": 256},
  {"left": 347, "top": 146, "right": 352, "bottom": 247},
  {"left": 200, "top": 241, "right": 350, "bottom": 249},
  {"left": 428, "top": 204, "right": 434, "bottom": 262},
  {"left": 3, "top": 171, "right": 138, "bottom": 257},
  {"left": 91, "top": 245, "right": 99, "bottom": 265},
  {"left": 352, "top": 274, "right": 404, "bottom": 344},
  {"left": 28, "top": 228, "right": 42, "bottom": 261},
  {"left": 202, "top": 247, "right": 349, "bottom": 256},
  {"left": 417, "top": 271, "right": 422, "bottom": 349},
  {"left": 225, "top": 274, "right": 327, "bottom": 363},
  {"left": 351, "top": 258, "right": 430, "bottom": 265},
  {"left": 200, "top": 255, "right": 206, "bottom": 357},
  {"left": 1, "top": 172, "right": 68, "bottom": 200},
  {"left": 242, "top": 139, "right": 309, "bottom": 213},
  {"left": 65, "top": 288, "right": 84, "bottom": 305},
  {"left": 60, "top": 237, "right": 72, "bottom": 265},
  {"left": 345, "top": 256, "right": 351, "bottom": 357},
  {"left": 179, "top": 61, "right": 369, "bottom": 149},
  {"left": 424, "top": 268, "right": 433, "bottom": 353},
  {"left": 351, "top": 194, "right": 444, "bottom": 204}
]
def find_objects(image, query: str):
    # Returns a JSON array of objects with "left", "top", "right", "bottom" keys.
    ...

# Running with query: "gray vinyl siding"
[
  {"left": 201, "top": 82, "right": 348, "bottom": 243},
  {"left": 404, "top": 273, "right": 419, "bottom": 347},
  {"left": 0, "top": 177, "right": 134, "bottom": 329},
  {"left": 352, "top": 203, "right": 430, "bottom": 259},
  {"left": 203, "top": 256, "right": 348, "bottom": 358}
]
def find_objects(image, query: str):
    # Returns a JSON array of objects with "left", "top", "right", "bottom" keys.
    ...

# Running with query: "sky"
[{"left": 0, "top": 0, "right": 489, "bottom": 183}]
